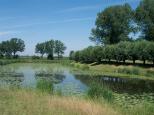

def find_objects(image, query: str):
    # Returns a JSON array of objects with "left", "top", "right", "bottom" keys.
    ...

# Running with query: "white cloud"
[
  {"left": 58, "top": 5, "right": 100, "bottom": 13},
  {"left": 0, "top": 31, "right": 18, "bottom": 36},
  {"left": 2, "top": 17, "right": 94, "bottom": 29}
]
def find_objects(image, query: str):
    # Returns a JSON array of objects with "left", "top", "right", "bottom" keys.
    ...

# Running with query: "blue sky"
[{"left": 0, "top": 0, "right": 141, "bottom": 56}]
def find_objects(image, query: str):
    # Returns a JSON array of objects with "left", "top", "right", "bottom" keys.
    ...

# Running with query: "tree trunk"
[
  {"left": 57, "top": 53, "right": 60, "bottom": 60},
  {"left": 97, "top": 58, "right": 101, "bottom": 63},
  {"left": 13, "top": 51, "right": 16, "bottom": 56},
  {"left": 123, "top": 59, "right": 125, "bottom": 64},
  {"left": 41, "top": 54, "right": 43, "bottom": 58},
  {"left": 13, "top": 52, "right": 16, "bottom": 58},
  {"left": 143, "top": 59, "right": 146, "bottom": 65},
  {"left": 133, "top": 59, "right": 135, "bottom": 64},
  {"left": 153, "top": 60, "right": 154, "bottom": 65}
]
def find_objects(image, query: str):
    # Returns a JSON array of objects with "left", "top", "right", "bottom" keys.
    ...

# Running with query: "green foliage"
[
  {"left": 90, "top": 3, "right": 134, "bottom": 45},
  {"left": 35, "top": 39, "right": 66, "bottom": 60},
  {"left": 104, "top": 45, "right": 115, "bottom": 62},
  {"left": 35, "top": 42, "right": 46, "bottom": 58},
  {"left": 0, "top": 38, "right": 25, "bottom": 58},
  {"left": 72, "top": 41, "right": 154, "bottom": 65},
  {"left": 54, "top": 40, "right": 66, "bottom": 59},
  {"left": 135, "top": 0, "right": 154, "bottom": 41},
  {"left": 69, "top": 50, "right": 74, "bottom": 60},
  {"left": 10, "top": 38, "right": 25, "bottom": 57},
  {"left": 87, "top": 83, "right": 114, "bottom": 102},
  {"left": 36, "top": 80, "right": 53, "bottom": 93}
]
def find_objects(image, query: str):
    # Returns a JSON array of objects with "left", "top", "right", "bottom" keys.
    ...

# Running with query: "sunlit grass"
[
  {"left": 0, "top": 88, "right": 118, "bottom": 115},
  {"left": 71, "top": 62, "right": 154, "bottom": 80}
]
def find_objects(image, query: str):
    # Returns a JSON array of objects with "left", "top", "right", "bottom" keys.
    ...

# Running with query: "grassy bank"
[
  {"left": 70, "top": 62, "right": 154, "bottom": 80},
  {"left": 0, "top": 88, "right": 118, "bottom": 115},
  {"left": 0, "top": 58, "right": 71, "bottom": 66}
]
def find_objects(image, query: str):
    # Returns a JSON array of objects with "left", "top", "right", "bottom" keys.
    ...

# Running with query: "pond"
[{"left": 0, "top": 63, "right": 154, "bottom": 107}]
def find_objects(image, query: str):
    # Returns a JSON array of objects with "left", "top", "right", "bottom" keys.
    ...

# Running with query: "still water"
[{"left": 0, "top": 63, "right": 154, "bottom": 107}]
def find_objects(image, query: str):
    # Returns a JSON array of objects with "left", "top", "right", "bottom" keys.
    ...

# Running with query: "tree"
[
  {"left": 135, "top": 0, "right": 154, "bottom": 41},
  {"left": 135, "top": 40, "right": 150, "bottom": 64},
  {"left": 74, "top": 51, "right": 80, "bottom": 62},
  {"left": 146, "top": 42, "right": 154, "bottom": 64},
  {"left": 35, "top": 43, "right": 46, "bottom": 58},
  {"left": 69, "top": 50, "right": 74, "bottom": 60},
  {"left": 0, "top": 43, "right": 4, "bottom": 58},
  {"left": 90, "top": 3, "right": 133, "bottom": 45},
  {"left": 115, "top": 41, "right": 130, "bottom": 63},
  {"left": 10, "top": 38, "right": 25, "bottom": 58},
  {"left": 54, "top": 40, "right": 66, "bottom": 59},
  {"left": 127, "top": 42, "right": 138, "bottom": 64},
  {"left": 45, "top": 40, "right": 55, "bottom": 60},
  {"left": 92, "top": 46, "right": 103, "bottom": 63},
  {"left": 104, "top": 45, "right": 115, "bottom": 62},
  {"left": 1, "top": 41, "right": 12, "bottom": 58}
]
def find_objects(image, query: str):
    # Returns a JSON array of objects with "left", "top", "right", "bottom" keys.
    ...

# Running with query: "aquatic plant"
[
  {"left": 36, "top": 80, "right": 53, "bottom": 93},
  {"left": 87, "top": 83, "right": 114, "bottom": 102}
]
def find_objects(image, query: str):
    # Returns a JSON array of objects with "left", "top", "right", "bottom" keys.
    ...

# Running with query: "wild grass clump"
[
  {"left": 87, "top": 83, "right": 114, "bottom": 102},
  {"left": 121, "top": 102, "right": 154, "bottom": 115},
  {"left": 146, "top": 70, "right": 154, "bottom": 77},
  {"left": 70, "top": 62, "right": 89, "bottom": 70},
  {"left": 117, "top": 67, "right": 140, "bottom": 75},
  {"left": 36, "top": 80, "right": 53, "bottom": 93}
]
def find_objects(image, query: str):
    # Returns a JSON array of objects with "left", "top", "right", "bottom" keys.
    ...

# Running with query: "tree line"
[
  {"left": 70, "top": 0, "right": 154, "bottom": 65},
  {"left": 70, "top": 40, "right": 154, "bottom": 65},
  {"left": 35, "top": 39, "right": 66, "bottom": 59},
  {"left": 0, "top": 38, "right": 66, "bottom": 59},
  {"left": 0, "top": 38, "right": 25, "bottom": 59}
]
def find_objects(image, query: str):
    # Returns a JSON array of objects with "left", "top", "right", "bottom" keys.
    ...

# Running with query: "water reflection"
[{"left": 75, "top": 75, "right": 154, "bottom": 94}]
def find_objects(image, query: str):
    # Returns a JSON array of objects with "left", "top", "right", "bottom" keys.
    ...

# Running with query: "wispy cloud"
[
  {"left": 58, "top": 5, "right": 100, "bottom": 13},
  {"left": 114, "top": 0, "right": 141, "bottom": 4},
  {"left": 0, "top": 31, "right": 18, "bottom": 36},
  {"left": 0, "top": 16, "right": 24, "bottom": 21},
  {"left": 2, "top": 17, "right": 94, "bottom": 30}
]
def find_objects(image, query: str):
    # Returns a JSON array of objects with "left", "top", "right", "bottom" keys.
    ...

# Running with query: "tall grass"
[
  {"left": 116, "top": 67, "right": 140, "bottom": 75},
  {"left": 36, "top": 80, "right": 53, "bottom": 93},
  {"left": 0, "top": 88, "right": 118, "bottom": 115},
  {"left": 70, "top": 62, "right": 89, "bottom": 70},
  {"left": 87, "top": 83, "right": 114, "bottom": 102}
]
